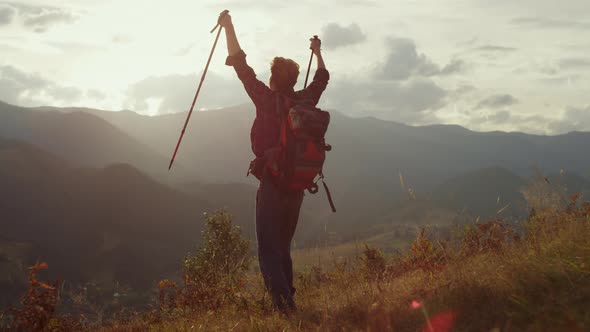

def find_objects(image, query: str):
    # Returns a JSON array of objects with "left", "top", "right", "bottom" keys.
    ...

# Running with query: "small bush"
[
  {"left": 361, "top": 244, "right": 386, "bottom": 281},
  {"left": 157, "top": 279, "right": 178, "bottom": 311},
  {"left": 160, "top": 210, "right": 251, "bottom": 310},
  {"left": 460, "top": 219, "right": 519, "bottom": 256},
  {"left": 2, "top": 262, "right": 87, "bottom": 332},
  {"left": 404, "top": 228, "right": 447, "bottom": 274}
]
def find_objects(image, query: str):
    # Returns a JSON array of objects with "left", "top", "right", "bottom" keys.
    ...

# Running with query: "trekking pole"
[
  {"left": 304, "top": 35, "right": 319, "bottom": 88},
  {"left": 168, "top": 10, "right": 229, "bottom": 170}
]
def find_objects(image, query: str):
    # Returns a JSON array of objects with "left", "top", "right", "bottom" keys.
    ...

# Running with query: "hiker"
[{"left": 218, "top": 11, "right": 329, "bottom": 312}]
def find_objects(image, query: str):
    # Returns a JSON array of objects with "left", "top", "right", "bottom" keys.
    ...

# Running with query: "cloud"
[
  {"left": 375, "top": 38, "right": 439, "bottom": 80},
  {"left": 468, "top": 110, "right": 552, "bottom": 133},
  {"left": 559, "top": 58, "right": 590, "bottom": 69},
  {"left": 466, "top": 110, "right": 512, "bottom": 126},
  {"left": 475, "top": 45, "right": 517, "bottom": 52},
  {"left": 547, "top": 105, "right": 590, "bottom": 133},
  {"left": 475, "top": 94, "right": 519, "bottom": 110},
  {"left": 511, "top": 17, "right": 590, "bottom": 30},
  {"left": 312, "top": 36, "right": 456, "bottom": 123},
  {"left": 125, "top": 64, "right": 447, "bottom": 123},
  {"left": 5, "top": 2, "right": 77, "bottom": 32},
  {"left": 463, "top": 102, "right": 590, "bottom": 135},
  {"left": 375, "top": 38, "right": 465, "bottom": 80},
  {"left": 0, "top": 65, "right": 82, "bottom": 106},
  {"left": 440, "top": 59, "right": 466, "bottom": 76},
  {"left": 0, "top": 5, "right": 14, "bottom": 25},
  {"left": 126, "top": 71, "right": 250, "bottom": 114},
  {"left": 86, "top": 89, "right": 106, "bottom": 100},
  {"left": 22, "top": 11, "right": 76, "bottom": 32},
  {"left": 321, "top": 23, "right": 367, "bottom": 50},
  {"left": 323, "top": 77, "right": 447, "bottom": 123}
]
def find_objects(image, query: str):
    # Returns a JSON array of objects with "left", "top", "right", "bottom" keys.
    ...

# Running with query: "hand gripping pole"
[{"left": 304, "top": 35, "right": 319, "bottom": 89}]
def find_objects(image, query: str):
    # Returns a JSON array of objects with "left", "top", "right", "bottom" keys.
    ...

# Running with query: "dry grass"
[
  {"left": 99, "top": 199, "right": 590, "bottom": 332},
  {"left": 3, "top": 201, "right": 588, "bottom": 331}
]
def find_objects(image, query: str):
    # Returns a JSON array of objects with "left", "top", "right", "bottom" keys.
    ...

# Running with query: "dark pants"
[{"left": 256, "top": 175, "right": 304, "bottom": 311}]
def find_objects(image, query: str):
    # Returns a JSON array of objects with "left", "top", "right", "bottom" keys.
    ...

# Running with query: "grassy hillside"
[
  {"left": 6, "top": 198, "right": 586, "bottom": 331},
  {"left": 110, "top": 202, "right": 588, "bottom": 331}
]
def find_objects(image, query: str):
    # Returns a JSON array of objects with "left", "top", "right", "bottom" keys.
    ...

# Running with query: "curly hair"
[{"left": 270, "top": 57, "right": 300, "bottom": 91}]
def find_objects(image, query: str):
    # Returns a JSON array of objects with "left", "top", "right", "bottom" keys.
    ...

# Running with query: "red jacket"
[{"left": 226, "top": 50, "right": 330, "bottom": 158}]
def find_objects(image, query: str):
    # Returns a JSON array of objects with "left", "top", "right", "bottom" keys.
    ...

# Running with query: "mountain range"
[{"left": 2, "top": 99, "right": 590, "bottom": 296}]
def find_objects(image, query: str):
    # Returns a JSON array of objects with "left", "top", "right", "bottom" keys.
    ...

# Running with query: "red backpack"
[{"left": 266, "top": 94, "right": 336, "bottom": 212}]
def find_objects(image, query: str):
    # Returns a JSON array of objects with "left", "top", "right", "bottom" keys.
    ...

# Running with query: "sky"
[{"left": 0, "top": 0, "right": 589, "bottom": 134}]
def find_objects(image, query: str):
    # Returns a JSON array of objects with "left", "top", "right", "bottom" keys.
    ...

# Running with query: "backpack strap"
[
  {"left": 275, "top": 93, "right": 290, "bottom": 187},
  {"left": 322, "top": 178, "right": 336, "bottom": 213}
]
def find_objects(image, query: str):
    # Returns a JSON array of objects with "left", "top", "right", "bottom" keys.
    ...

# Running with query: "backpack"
[{"left": 265, "top": 94, "right": 336, "bottom": 212}]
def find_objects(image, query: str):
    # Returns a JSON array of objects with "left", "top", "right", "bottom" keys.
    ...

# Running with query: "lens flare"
[{"left": 411, "top": 300, "right": 422, "bottom": 309}]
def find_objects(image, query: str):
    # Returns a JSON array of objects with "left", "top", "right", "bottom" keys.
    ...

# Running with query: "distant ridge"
[{"left": 2, "top": 100, "right": 590, "bottom": 238}]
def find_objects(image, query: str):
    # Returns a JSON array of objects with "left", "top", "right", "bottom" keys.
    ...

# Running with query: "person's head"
[{"left": 269, "top": 57, "right": 300, "bottom": 92}]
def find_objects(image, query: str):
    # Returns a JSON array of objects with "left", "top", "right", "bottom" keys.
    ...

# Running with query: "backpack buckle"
[{"left": 308, "top": 183, "right": 319, "bottom": 194}]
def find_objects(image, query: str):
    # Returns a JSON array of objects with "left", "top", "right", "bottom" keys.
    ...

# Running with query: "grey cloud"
[
  {"left": 6, "top": 2, "right": 77, "bottom": 32},
  {"left": 321, "top": 23, "right": 367, "bottom": 50},
  {"left": 548, "top": 105, "right": 590, "bottom": 133},
  {"left": 86, "top": 89, "right": 106, "bottom": 100},
  {"left": 0, "top": 65, "right": 82, "bottom": 106},
  {"left": 376, "top": 38, "right": 440, "bottom": 80},
  {"left": 319, "top": 36, "right": 454, "bottom": 122},
  {"left": 23, "top": 11, "right": 76, "bottom": 32},
  {"left": 440, "top": 59, "right": 466, "bottom": 76},
  {"left": 0, "top": 65, "right": 48, "bottom": 105},
  {"left": 466, "top": 104, "right": 590, "bottom": 135},
  {"left": 487, "top": 110, "right": 511, "bottom": 123},
  {"left": 448, "top": 84, "right": 477, "bottom": 101},
  {"left": 475, "top": 45, "right": 517, "bottom": 52},
  {"left": 475, "top": 94, "right": 519, "bottom": 110},
  {"left": 538, "top": 74, "right": 580, "bottom": 86},
  {"left": 0, "top": 5, "right": 14, "bottom": 25},
  {"left": 126, "top": 71, "right": 249, "bottom": 114},
  {"left": 559, "top": 58, "right": 590, "bottom": 69},
  {"left": 368, "top": 79, "right": 447, "bottom": 113},
  {"left": 472, "top": 110, "right": 511, "bottom": 124},
  {"left": 511, "top": 17, "right": 590, "bottom": 30},
  {"left": 466, "top": 110, "right": 511, "bottom": 127},
  {"left": 323, "top": 77, "right": 447, "bottom": 123},
  {"left": 127, "top": 66, "right": 448, "bottom": 123},
  {"left": 47, "top": 85, "right": 82, "bottom": 101},
  {"left": 464, "top": 106, "right": 553, "bottom": 134},
  {"left": 375, "top": 38, "right": 464, "bottom": 80}
]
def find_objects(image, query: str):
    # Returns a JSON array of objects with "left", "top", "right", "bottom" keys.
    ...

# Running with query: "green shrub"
[{"left": 177, "top": 210, "right": 251, "bottom": 310}]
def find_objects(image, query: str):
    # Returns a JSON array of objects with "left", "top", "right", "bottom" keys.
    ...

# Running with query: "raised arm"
[
  {"left": 312, "top": 38, "right": 326, "bottom": 70},
  {"left": 298, "top": 37, "right": 329, "bottom": 105},
  {"left": 219, "top": 12, "right": 272, "bottom": 106},
  {"left": 220, "top": 13, "right": 241, "bottom": 56}
]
